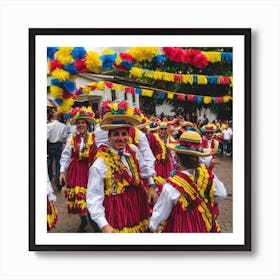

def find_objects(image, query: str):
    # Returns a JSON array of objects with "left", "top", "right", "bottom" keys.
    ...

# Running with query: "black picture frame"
[{"left": 29, "top": 28, "right": 251, "bottom": 251}]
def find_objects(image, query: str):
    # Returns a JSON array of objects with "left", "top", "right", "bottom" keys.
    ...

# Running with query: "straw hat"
[
  {"left": 159, "top": 121, "right": 170, "bottom": 129},
  {"left": 180, "top": 121, "right": 194, "bottom": 128},
  {"left": 136, "top": 115, "right": 150, "bottom": 130},
  {"left": 200, "top": 123, "right": 218, "bottom": 133},
  {"left": 147, "top": 122, "right": 159, "bottom": 132},
  {"left": 167, "top": 130, "right": 211, "bottom": 157},
  {"left": 70, "top": 106, "right": 95, "bottom": 125},
  {"left": 99, "top": 101, "right": 142, "bottom": 131}
]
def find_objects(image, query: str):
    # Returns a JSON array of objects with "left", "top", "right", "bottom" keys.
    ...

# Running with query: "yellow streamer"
[
  {"left": 142, "top": 89, "right": 154, "bottom": 97},
  {"left": 203, "top": 96, "right": 212, "bottom": 104},
  {"left": 167, "top": 92, "right": 174, "bottom": 99}
]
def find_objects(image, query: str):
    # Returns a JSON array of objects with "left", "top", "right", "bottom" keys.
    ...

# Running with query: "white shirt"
[
  {"left": 222, "top": 128, "right": 233, "bottom": 140},
  {"left": 47, "top": 120, "right": 69, "bottom": 143},
  {"left": 87, "top": 145, "right": 154, "bottom": 229},
  {"left": 59, "top": 135, "right": 73, "bottom": 172},
  {"left": 47, "top": 172, "right": 56, "bottom": 202}
]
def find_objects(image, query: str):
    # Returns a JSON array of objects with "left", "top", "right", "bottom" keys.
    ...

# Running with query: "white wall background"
[{"left": 1, "top": 0, "right": 279, "bottom": 280}]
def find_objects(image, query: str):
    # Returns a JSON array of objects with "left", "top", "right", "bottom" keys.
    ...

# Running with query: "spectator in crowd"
[
  {"left": 47, "top": 112, "right": 69, "bottom": 191},
  {"left": 222, "top": 123, "right": 233, "bottom": 156}
]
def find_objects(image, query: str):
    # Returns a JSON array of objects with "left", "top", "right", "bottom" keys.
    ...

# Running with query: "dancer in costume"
[
  {"left": 200, "top": 124, "right": 227, "bottom": 217},
  {"left": 149, "top": 130, "right": 221, "bottom": 233},
  {"left": 59, "top": 107, "right": 98, "bottom": 232},
  {"left": 155, "top": 121, "right": 176, "bottom": 178},
  {"left": 86, "top": 101, "right": 157, "bottom": 233}
]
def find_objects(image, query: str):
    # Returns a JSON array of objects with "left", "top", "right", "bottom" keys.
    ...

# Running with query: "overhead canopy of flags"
[{"left": 47, "top": 47, "right": 233, "bottom": 116}]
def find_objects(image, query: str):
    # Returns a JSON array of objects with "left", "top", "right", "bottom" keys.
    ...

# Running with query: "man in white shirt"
[
  {"left": 222, "top": 123, "right": 233, "bottom": 156},
  {"left": 47, "top": 112, "right": 69, "bottom": 191}
]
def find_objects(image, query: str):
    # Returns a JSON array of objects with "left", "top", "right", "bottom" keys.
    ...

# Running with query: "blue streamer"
[
  {"left": 157, "top": 92, "right": 166, "bottom": 99},
  {"left": 221, "top": 52, "right": 233, "bottom": 61},
  {"left": 135, "top": 88, "right": 142, "bottom": 95},
  {"left": 195, "top": 96, "right": 203, "bottom": 104},
  {"left": 192, "top": 75, "right": 198, "bottom": 84},
  {"left": 207, "top": 76, "right": 219, "bottom": 84}
]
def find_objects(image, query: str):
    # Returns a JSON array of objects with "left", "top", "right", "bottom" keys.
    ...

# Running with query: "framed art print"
[{"left": 29, "top": 28, "right": 251, "bottom": 251}]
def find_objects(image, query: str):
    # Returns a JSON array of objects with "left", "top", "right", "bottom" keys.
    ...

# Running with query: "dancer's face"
[
  {"left": 108, "top": 127, "right": 129, "bottom": 151},
  {"left": 76, "top": 119, "right": 88, "bottom": 135}
]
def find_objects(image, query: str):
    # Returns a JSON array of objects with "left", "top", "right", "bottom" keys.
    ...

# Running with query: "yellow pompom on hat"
[
  {"left": 167, "top": 130, "right": 211, "bottom": 157},
  {"left": 100, "top": 100, "right": 142, "bottom": 131}
]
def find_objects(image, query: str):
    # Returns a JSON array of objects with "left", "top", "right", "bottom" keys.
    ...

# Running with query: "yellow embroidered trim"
[
  {"left": 97, "top": 145, "right": 141, "bottom": 195},
  {"left": 154, "top": 133, "right": 167, "bottom": 161},
  {"left": 113, "top": 218, "right": 149, "bottom": 233},
  {"left": 70, "top": 132, "right": 94, "bottom": 160},
  {"left": 47, "top": 203, "right": 58, "bottom": 229}
]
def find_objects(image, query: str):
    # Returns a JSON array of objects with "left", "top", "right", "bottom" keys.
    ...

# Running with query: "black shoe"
[
  {"left": 87, "top": 213, "right": 101, "bottom": 233},
  {"left": 77, "top": 216, "right": 88, "bottom": 232}
]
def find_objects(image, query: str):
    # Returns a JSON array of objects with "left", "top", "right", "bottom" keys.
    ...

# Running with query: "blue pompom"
[
  {"left": 63, "top": 63, "right": 79, "bottom": 75},
  {"left": 63, "top": 80, "right": 76, "bottom": 93},
  {"left": 221, "top": 52, "right": 232, "bottom": 61},
  {"left": 47, "top": 47, "right": 59, "bottom": 59},
  {"left": 71, "top": 47, "right": 87, "bottom": 60},
  {"left": 63, "top": 113, "right": 70, "bottom": 119},
  {"left": 50, "top": 78, "right": 63, "bottom": 87},
  {"left": 100, "top": 54, "right": 117, "bottom": 69},
  {"left": 153, "top": 55, "right": 166, "bottom": 64},
  {"left": 121, "top": 60, "right": 134, "bottom": 70},
  {"left": 53, "top": 98, "right": 63, "bottom": 105}
]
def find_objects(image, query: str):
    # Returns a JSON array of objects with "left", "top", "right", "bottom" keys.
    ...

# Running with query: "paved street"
[{"left": 49, "top": 154, "right": 232, "bottom": 233}]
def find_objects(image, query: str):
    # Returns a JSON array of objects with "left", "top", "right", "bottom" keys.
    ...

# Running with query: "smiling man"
[{"left": 86, "top": 101, "right": 158, "bottom": 233}]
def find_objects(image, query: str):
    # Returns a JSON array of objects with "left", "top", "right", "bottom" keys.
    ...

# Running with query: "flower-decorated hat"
[
  {"left": 99, "top": 100, "right": 142, "bottom": 131},
  {"left": 70, "top": 106, "right": 95, "bottom": 125},
  {"left": 147, "top": 122, "right": 160, "bottom": 132},
  {"left": 200, "top": 123, "right": 218, "bottom": 133},
  {"left": 180, "top": 121, "right": 194, "bottom": 128},
  {"left": 167, "top": 130, "right": 211, "bottom": 157},
  {"left": 159, "top": 121, "right": 171, "bottom": 129},
  {"left": 136, "top": 114, "right": 150, "bottom": 130}
]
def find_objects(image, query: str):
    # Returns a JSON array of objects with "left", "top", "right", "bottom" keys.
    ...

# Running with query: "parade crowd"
[{"left": 47, "top": 101, "right": 233, "bottom": 233}]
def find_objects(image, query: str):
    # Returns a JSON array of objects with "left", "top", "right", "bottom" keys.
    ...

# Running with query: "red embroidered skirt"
[
  {"left": 103, "top": 185, "right": 149, "bottom": 232},
  {"left": 65, "top": 158, "right": 89, "bottom": 215}
]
